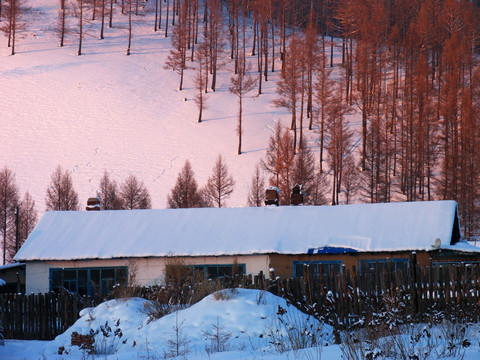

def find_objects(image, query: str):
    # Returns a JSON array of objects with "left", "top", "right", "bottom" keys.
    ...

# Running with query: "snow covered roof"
[
  {"left": 14, "top": 200, "right": 468, "bottom": 261},
  {"left": 0, "top": 263, "right": 25, "bottom": 271}
]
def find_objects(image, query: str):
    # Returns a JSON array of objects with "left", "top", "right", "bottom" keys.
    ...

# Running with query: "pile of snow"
[{"left": 37, "top": 289, "right": 332, "bottom": 358}]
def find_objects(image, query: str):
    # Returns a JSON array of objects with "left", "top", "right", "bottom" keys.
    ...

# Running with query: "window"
[
  {"left": 293, "top": 261, "right": 343, "bottom": 278},
  {"left": 190, "top": 264, "right": 246, "bottom": 279},
  {"left": 50, "top": 267, "right": 128, "bottom": 296},
  {"left": 358, "top": 258, "right": 409, "bottom": 274}
]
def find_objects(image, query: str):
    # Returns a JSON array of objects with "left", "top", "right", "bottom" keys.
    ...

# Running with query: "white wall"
[
  {"left": 25, "top": 255, "right": 271, "bottom": 293},
  {"left": 25, "top": 262, "right": 51, "bottom": 293}
]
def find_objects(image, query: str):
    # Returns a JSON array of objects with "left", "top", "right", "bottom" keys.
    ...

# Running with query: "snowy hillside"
[{"left": 0, "top": 0, "right": 307, "bottom": 211}]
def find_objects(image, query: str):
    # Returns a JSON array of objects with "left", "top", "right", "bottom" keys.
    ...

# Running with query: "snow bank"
[{"left": 48, "top": 289, "right": 332, "bottom": 358}]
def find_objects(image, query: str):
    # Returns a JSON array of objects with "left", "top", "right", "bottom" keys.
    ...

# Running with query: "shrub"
[
  {"left": 163, "top": 311, "right": 190, "bottom": 359},
  {"left": 90, "top": 319, "right": 126, "bottom": 355},
  {"left": 203, "top": 317, "right": 232, "bottom": 354},
  {"left": 265, "top": 304, "right": 325, "bottom": 353}
]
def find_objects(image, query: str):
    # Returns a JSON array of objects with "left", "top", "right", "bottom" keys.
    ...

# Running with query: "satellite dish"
[{"left": 434, "top": 238, "right": 441, "bottom": 248}]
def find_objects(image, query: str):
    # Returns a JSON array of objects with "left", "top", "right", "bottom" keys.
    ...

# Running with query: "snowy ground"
[
  {"left": 1, "top": 289, "right": 480, "bottom": 360},
  {"left": 0, "top": 0, "right": 318, "bottom": 212}
]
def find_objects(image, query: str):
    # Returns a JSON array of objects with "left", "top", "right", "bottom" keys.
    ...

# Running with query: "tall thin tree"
[
  {"left": 119, "top": 174, "right": 152, "bottom": 209},
  {"left": 247, "top": 163, "right": 265, "bottom": 207},
  {"left": 230, "top": 58, "right": 255, "bottom": 155},
  {"left": 167, "top": 160, "right": 203, "bottom": 208},
  {"left": 45, "top": 165, "right": 79, "bottom": 211},
  {"left": 203, "top": 154, "right": 236, "bottom": 208},
  {"left": 0, "top": 167, "right": 19, "bottom": 265},
  {"left": 17, "top": 191, "right": 37, "bottom": 255}
]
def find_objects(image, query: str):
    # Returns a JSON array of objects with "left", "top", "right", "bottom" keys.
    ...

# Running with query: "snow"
[
  {"left": 0, "top": 263, "right": 25, "bottom": 271},
  {"left": 14, "top": 200, "right": 466, "bottom": 261},
  {"left": 54, "top": 289, "right": 331, "bottom": 356},
  {"left": 0, "top": 289, "right": 335, "bottom": 359},
  {"left": 0, "top": 0, "right": 292, "bottom": 215},
  {"left": 0, "top": 278, "right": 5, "bottom": 286},
  {"left": 1, "top": 289, "right": 479, "bottom": 360}
]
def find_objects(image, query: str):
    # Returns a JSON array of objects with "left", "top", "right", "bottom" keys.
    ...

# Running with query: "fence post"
[{"left": 410, "top": 252, "right": 419, "bottom": 316}]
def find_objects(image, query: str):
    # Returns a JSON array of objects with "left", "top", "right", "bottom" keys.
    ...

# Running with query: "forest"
[
  {"left": 160, "top": 0, "right": 480, "bottom": 240},
  {"left": 1, "top": 0, "right": 480, "bottom": 263}
]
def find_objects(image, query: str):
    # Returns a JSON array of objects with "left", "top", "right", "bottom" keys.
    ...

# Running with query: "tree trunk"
[
  {"left": 109, "top": 0, "right": 113, "bottom": 27},
  {"left": 126, "top": 4, "right": 132, "bottom": 55},
  {"left": 165, "top": 0, "right": 169, "bottom": 37},
  {"left": 78, "top": 0, "right": 83, "bottom": 56},
  {"left": 100, "top": 0, "right": 105, "bottom": 39},
  {"left": 238, "top": 96, "right": 242, "bottom": 155},
  {"left": 154, "top": 0, "right": 158, "bottom": 31}
]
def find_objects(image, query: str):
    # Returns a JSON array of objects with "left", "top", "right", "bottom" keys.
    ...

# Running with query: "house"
[
  {"left": 0, "top": 263, "right": 26, "bottom": 293},
  {"left": 14, "top": 200, "right": 480, "bottom": 295}
]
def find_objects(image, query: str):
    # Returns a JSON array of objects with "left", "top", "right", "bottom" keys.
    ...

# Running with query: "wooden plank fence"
[
  {"left": 1, "top": 263, "right": 480, "bottom": 340},
  {"left": 262, "top": 263, "right": 480, "bottom": 329},
  {"left": 0, "top": 293, "right": 99, "bottom": 340}
]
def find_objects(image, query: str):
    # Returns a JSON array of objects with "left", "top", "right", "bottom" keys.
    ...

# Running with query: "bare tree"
[
  {"left": 45, "top": 165, "right": 79, "bottom": 211},
  {"left": 261, "top": 122, "right": 295, "bottom": 205},
  {"left": 167, "top": 160, "right": 204, "bottom": 208},
  {"left": 341, "top": 156, "right": 359, "bottom": 204},
  {"left": 292, "top": 141, "right": 316, "bottom": 203},
  {"left": 98, "top": 0, "right": 109, "bottom": 39},
  {"left": 203, "top": 154, "right": 235, "bottom": 208},
  {"left": 325, "top": 86, "right": 353, "bottom": 205},
  {"left": 304, "top": 6, "right": 320, "bottom": 128},
  {"left": 314, "top": 44, "right": 333, "bottom": 173},
  {"left": 125, "top": 0, "right": 133, "bottom": 55},
  {"left": 119, "top": 174, "right": 152, "bottom": 209},
  {"left": 108, "top": 0, "right": 114, "bottom": 28},
  {"left": 98, "top": 170, "right": 123, "bottom": 210},
  {"left": 57, "top": 0, "right": 68, "bottom": 46},
  {"left": 206, "top": 0, "right": 225, "bottom": 92},
  {"left": 153, "top": 0, "right": 160, "bottom": 31},
  {"left": 273, "top": 32, "right": 302, "bottom": 151},
  {"left": 1, "top": 0, "right": 30, "bottom": 55},
  {"left": 124, "top": 0, "right": 146, "bottom": 55},
  {"left": 71, "top": 0, "right": 92, "bottom": 55},
  {"left": 0, "top": 167, "right": 19, "bottom": 265},
  {"left": 165, "top": 0, "right": 169, "bottom": 37},
  {"left": 17, "top": 191, "right": 37, "bottom": 254},
  {"left": 165, "top": 0, "right": 189, "bottom": 87},
  {"left": 230, "top": 58, "right": 255, "bottom": 155},
  {"left": 308, "top": 173, "right": 328, "bottom": 206},
  {"left": 193, "top": 39, "right": 208, "bottom": 122},
  {"left": 247, "top": 163, "right": 265, "bottom": 207}
]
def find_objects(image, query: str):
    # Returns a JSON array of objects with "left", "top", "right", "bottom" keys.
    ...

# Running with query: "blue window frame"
[
  {"left": 50, "top": 267, "right": 128, "bottom": 296},
  {"left": 358, "top": 258, "right": 409, "bottom": 274},
  {"left": 293, "top": 261, "right": 343, "bottom": 278}
]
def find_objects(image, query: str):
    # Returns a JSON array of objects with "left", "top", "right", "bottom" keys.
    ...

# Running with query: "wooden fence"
[
  {"left": 263, "top": 262, "right": 480, "bottom": 328},
  {"left": 0, "top": 293, "right": 99, "bottom": 340},
  {"left": 2, "top": 263, "right": 480, "bottom": 340}
]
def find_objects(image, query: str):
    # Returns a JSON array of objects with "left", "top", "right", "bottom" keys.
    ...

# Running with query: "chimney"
[
  {"left": 264, "top": 186, "right": 280, "bottom": 206},
  {"left": 291, "top": 184, "right": 304, "bottom": 205},
  {"left": 86, "top": 197, "right": 101, "bottom": 211}
]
